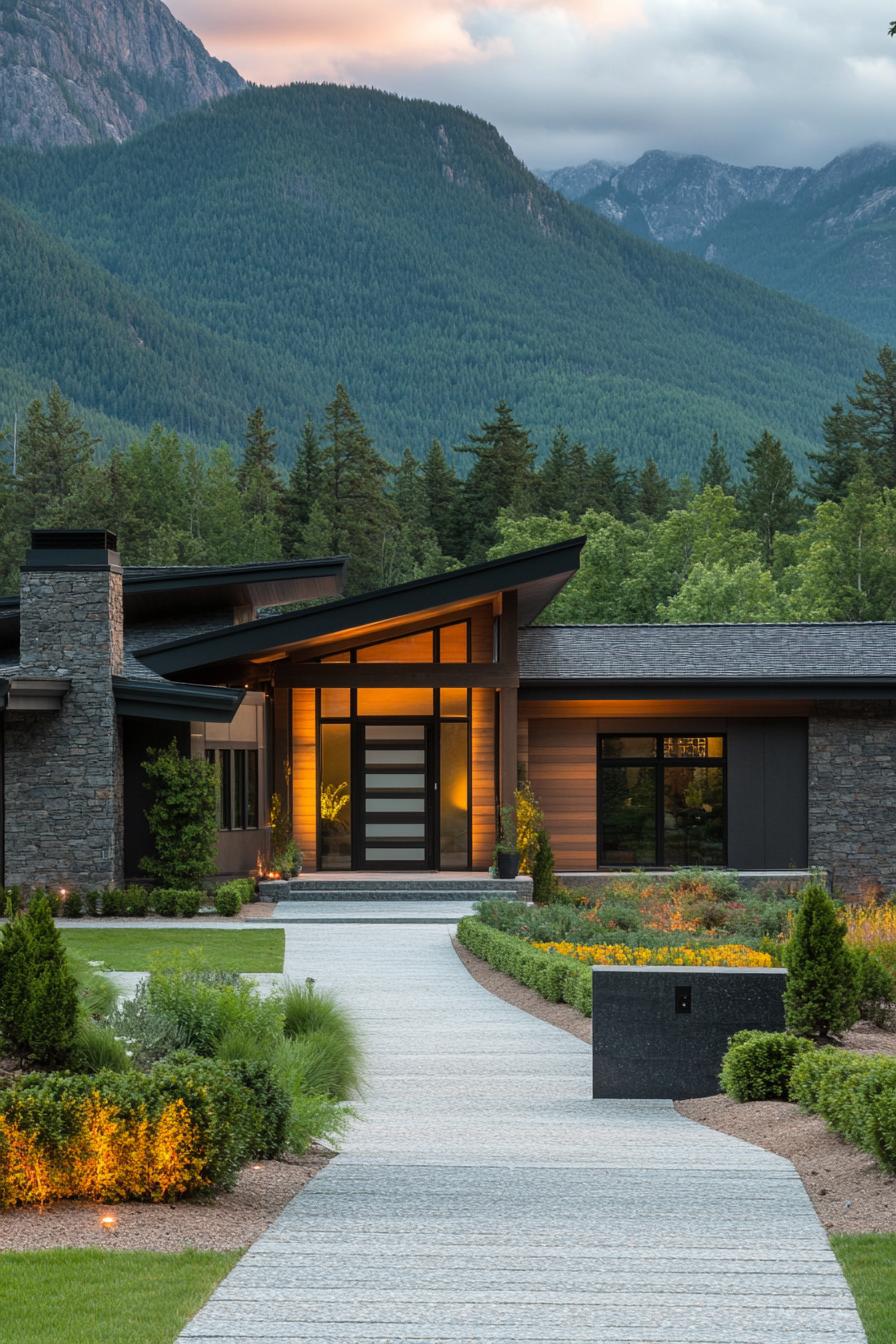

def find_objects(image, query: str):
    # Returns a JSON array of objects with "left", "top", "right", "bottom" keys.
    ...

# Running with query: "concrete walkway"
[{"left": 180, "top": 922, "right": 866, "bottom": 1344}]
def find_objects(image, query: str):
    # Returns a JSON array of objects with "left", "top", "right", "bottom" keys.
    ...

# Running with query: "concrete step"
[{"left": 284, "top": 878, "right": 531, "bottom": 902}]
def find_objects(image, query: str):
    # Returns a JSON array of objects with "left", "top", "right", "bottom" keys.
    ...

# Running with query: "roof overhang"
[
  {"left": 519, "top": 677, "right": 896, "bottom": 701},
  {"left": 134, "top": 539, "right": 586, "bottom": 679},
  {"left": 113, "top": 677, "right": 246, "bottom": 723}
]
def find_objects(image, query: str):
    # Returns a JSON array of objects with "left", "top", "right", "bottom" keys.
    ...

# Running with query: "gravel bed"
[
  {"left": 451, "top": 936, "right": 591, "bottom": 1042},
  {"left": 0, "top": 1148, "right": 333, "bottom": 1251}
]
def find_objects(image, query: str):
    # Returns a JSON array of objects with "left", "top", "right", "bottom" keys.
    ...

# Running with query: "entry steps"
[{"left": 284, "top": 876, "right": 531, "bottom": 902}]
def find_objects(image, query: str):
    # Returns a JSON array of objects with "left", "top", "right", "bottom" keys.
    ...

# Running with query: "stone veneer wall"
[
  {"left": 4, "top": 562, "right": 124, "bottom": 888},
  {"left": 808, "top": 700, "right": 896, "bottom": 894}
]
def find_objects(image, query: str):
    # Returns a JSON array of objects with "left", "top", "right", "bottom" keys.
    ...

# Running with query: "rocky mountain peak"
[{"left": 0, "top": 0, "right": 245, "bottom": 149}]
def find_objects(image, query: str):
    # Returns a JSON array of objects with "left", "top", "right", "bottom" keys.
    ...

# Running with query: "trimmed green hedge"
[
  {"left": 789, "top": 1047, "right": 896, "bottom": 1174},
  {"left": 720, "top": 1030, "right": 814, "bottom": 1102},
  {"left": 456, "top": 917, "right": 591, "bottom": 1017}
]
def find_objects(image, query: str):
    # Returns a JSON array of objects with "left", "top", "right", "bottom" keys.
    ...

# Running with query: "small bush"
[
  {"left": 81, "top": 890, "right": 100, "bottom": 917},
  {"left": 456, "top": 917, "right": 592, "bottom": 1017},
  {"left": 175, "top": 889, "right": 203, "bottom": 919},
  {"left": 0, "top": 897, "right": 79, "bottom": 1066},
  {"left": 720, "top": 1030, "right": 814, "bottom": 1101},
  {"left": 280, "top": 979, "right": 362, "bottom": 1099},
  {"left": 101, "top": 889, "right": 125, "bottom": 917},
  {"left": 850, "top": 947, "right": 895, "bottom": 1028},
  {"left": 61, "top": 889, "right": 83, "bottom": 919},
  {"left": 141, "top": 740, "right": 217, "bottom": 888},
  {"left": 151, "top": 888, "right": 179, "bottom": 917},
  {"left": 531, "top": 828, "right": 556, "bottom": 904},
  {"left": 222, "top": 1057, "right": 290, "bottom": 1160},
  {"left": 123, "top": 886, "right": 151, "bottom": 918},
  {"left": 214, "top": 883, "right": 242, "bottom": 917}
]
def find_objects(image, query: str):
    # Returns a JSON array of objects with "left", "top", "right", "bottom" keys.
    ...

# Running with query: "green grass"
[
  {"left": 0, "top": 1249, "right": 241, "bottom": 1344},
  {"left": 832, "top": 1234, "right": 896, "bottom": 1344},
  {"left": 58, "top": 928, "right": 284, "bottom": 973}
]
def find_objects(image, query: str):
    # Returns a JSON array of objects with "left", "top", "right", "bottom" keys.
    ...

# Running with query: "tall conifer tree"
[
  {"left": 16, "top": 386, "right": 98, "bottom": 527},
  {"left": 282, "top": 417, "right": 320, "bottom": 556},
  {"left": 739, "top": 429, "right": 801, "bottom": 564},
  {"left": 457, "top": 401, "right": 537, "bottom": 559},
  {"left": 699, "top": 432, "right": 734, "bottom": 494},
  {"left": 422, "top": 439, "right": 460, "bottom": 559},
  {"left": 848, "top": 345, "right": 896, "bottom": 487},
  {"left": 636, "top": 459, "right": 672, "bottom": 520},
  {"left": 806, "top": 403, "right": 863, "bottom": 503}
]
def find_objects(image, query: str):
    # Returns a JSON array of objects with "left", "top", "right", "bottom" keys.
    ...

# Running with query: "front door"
[{"left": 357, "top": 722, "right": 433, "bottom": 869}]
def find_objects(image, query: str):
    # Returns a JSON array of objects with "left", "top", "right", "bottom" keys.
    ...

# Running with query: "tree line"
[{"left": 1, "top": 345, "right": 895, "bottom": 621}]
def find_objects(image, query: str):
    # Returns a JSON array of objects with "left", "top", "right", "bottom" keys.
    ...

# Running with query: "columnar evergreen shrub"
[
  {"left": 720, "top": 1030, "right": 814, "bottom": 1101},
  {"left": 0, "top": 897, "right": 79, "bottom": 1066},
  {"left": 532, "top": 829, "right": 556, "bottom": 904},
  {"left": 783, "top": 882, "right": 857, "bottom": 1038},
  {"left": 849, "top": 947, "right": 895, "bottom": 1028},
  {"left": 141, "top": 740, "right": 217, "bottom": 887}
]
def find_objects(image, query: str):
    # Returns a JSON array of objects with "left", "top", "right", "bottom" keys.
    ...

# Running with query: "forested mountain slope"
[
  {"left": 541, "top": 145, "right": 896, "bottom": 345},
  {"left": 0, "top": 83, "right": 876, "bottom": 473},
  {"left": 0, "top": 0, "right": 244, "bottom": 148}
]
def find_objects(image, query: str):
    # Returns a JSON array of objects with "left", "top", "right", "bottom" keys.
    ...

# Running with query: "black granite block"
[{"left": 592, "top": 966, "right": 787, "bottom": 1100}]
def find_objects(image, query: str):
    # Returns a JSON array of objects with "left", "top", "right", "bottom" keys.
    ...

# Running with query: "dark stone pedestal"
[{"left": 592, "top": 965, "right": 787, "bottom": 1100}]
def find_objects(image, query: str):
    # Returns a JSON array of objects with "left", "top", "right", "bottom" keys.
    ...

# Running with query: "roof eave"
[
  {"left": 112, "top": 677, "right": 246, "bottom": 723},
  {"left": 519, "top": 677, "right": 896, "bottom": 700}
]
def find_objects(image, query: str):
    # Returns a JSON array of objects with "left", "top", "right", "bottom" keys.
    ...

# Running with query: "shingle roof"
[{"left": 518, "top": 624, "right": 896, "bottom": 683}]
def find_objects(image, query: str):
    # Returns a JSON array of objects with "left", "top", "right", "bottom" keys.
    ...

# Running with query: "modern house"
[{"left": 1, "top": 527, "right": 895, "bottom": 893}]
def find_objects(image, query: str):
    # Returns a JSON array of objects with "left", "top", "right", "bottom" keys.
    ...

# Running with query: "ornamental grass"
[
  {"left": 529, "top": 940, "right": 775, "bottom": 967},
  {"left": 843, "top": 901, "right": 896, "bottom": 972}
]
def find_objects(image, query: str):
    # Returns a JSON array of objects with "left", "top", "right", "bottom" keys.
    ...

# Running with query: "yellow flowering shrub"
[
  {"left": 844, "top": 901, "right": 896, "bottom": 947},
  {"left": 530, "top": 941, "right": 774, "bottom": 968}
]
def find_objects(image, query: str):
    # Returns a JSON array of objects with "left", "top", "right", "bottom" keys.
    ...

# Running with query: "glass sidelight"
[{"left": 361, "top": 723, "right": 430, "bottom": 866}]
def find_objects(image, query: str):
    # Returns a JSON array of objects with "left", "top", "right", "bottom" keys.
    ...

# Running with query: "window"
[
  {"left": 206, "top": 748, "right": 259, "bottom": 830},
  {"left": 598, "top": 734, "right": 725, "bottom": 867}
]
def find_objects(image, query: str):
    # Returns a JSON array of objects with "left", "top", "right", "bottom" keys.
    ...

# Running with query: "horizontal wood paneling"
[
  {"left": 528, "top": 718, "right": 597, "bottom": 870},
  {"left": 291, "top": 688, "right": 318, "bottom": 872}
]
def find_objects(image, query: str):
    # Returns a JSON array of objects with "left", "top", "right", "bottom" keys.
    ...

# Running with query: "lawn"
[
  {"left": 832, "top": 1235, "right": 896, "bottom": 1344},
  {"left": 59, "top": 927, "right": 284, "bottom": 972},
  {"left": 0, "top": 1249, "right": 240, "bottom": 1344}
]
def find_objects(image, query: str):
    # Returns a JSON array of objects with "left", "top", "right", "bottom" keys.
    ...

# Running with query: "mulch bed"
[
  {"left": 452, "top": 936, "right": 896, "bottom": 1235},
  {"left": 0, "top": 1147, "right": 333, "bottom": 1252}
]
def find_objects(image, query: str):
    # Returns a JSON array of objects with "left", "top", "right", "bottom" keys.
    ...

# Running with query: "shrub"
[
  {"left": 280, "top": 978, "right": 362, "bottom": 1099},
  {"left": 101, "top": 889, "right": 125, "bottom": 917},
  {"left": 514, "top": 781, "right": 543, "bottom": 876},
  {"left": 850, "top": 946, "right": 895, "bottom": 1028},
  {"left": 229, "top": 1057, "right": 291, "bottom": 1158},
  {"left": 789, "top": 1047, "right": 896, "bottom": 1173},
  {"left": 81, "top": 890, "right": 100, "bottom": 917},
  {"left": 456, "top": 917, "right": 592, "bottom": 1017},
  {"left": 0, "top": 1055, "right": 266, "bottom": 1206},
  {"left": 214, "top": 883, "right": 243, "bottom": 917},
  {"left": 1, "top": 885, "right": 22, "bottom": 914},
  {"left": 0, "top": 897, "right": 79, "bottom": 1066},
  {"left": 531, "top": 940, "right": 774, "bottom": 967},
  {"left": 531, "top": 828, "right": 556, "bottom": 904},
  {"left": 61, "top": 889, "right": 83, "bottom": 919},
  {"left": 783, "top": 881, "right": 858, "bottom": 1038},
  {"left": 175, "top": 889, "right": 203, "bottom": 919},
  {"left": 123, "top": 886, "right": 151, "bottom": 918},
  {"left": 151, "top": 888, "right": 179, "bottom": 917},
  {"left": 141, "top": 739, "right": 218, "bottom": 888},
  {"left": 720, "top": 1030, "right": 814, "bottom": 1102}
]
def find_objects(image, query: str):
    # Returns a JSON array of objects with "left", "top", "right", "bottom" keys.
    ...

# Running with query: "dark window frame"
[
  {"left": 206, "top": 747, "right": 259, "bottom": 832},
  {"left": 597, "top": 732, "right": 727, "bottom": 868}
]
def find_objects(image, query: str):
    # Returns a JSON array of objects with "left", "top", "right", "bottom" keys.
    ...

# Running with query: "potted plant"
[{"left": 493, "top": 805, "right": 520, "bottom": 879}]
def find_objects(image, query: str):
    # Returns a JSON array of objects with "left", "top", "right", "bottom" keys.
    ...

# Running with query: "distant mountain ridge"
[
  {"left": 537, "top": 145, "right": 896, "bottom": 341},
  {"left": 0, "top": 0, "right": 245, "bottom": 148}
]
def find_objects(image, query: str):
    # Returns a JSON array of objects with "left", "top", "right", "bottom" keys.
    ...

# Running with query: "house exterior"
[{"left": 1, "top": 527, "right": 895, "bottom": 893}]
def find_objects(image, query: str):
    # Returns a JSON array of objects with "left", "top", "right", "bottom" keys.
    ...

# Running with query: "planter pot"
[{"left": 496, "top": 851, "right": 520, "bottom": 879}]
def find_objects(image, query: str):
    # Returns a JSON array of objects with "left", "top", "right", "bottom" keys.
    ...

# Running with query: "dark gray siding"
[{"left": 726, "top": 718, "right": 808, "bottom": 868}]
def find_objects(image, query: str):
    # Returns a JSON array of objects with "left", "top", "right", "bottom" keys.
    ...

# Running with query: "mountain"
[
  {"left": 538, "top": 158, "right": 622, "bottom": 202},
  {"left": 0, "top": 0, "right": 244, "bottom": 149},
  {"left": 0, "top": 83, "right": 877, "bottom": 476},
  {"left": 538, "top": 146, "right": 896, "bottom": 342}
]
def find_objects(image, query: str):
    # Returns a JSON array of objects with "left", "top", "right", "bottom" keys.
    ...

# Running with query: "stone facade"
[
  {"left": 4, "top": 554, "right": 124, "bottom": 889},
  {"left": 808, "top": 701, "right": 896, "bottom": 894}
]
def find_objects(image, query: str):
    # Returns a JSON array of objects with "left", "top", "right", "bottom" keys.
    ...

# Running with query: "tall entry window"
[{"left": 598, "top": 734, "right": 725, "bottom": 867}]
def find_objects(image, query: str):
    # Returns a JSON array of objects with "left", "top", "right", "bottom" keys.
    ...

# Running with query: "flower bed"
[{"left": 530, "top": 940, "right": 775, "bottom": 968}]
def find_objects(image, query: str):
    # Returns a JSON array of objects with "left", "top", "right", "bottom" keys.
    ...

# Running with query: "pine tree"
[
  {"left": 304, "top": 384, "right": 397, "bottom": 593},
  {"left": 848, "top": 345, "right": 896, "bottom": 487},
  {"left": 0, "top": 911, "right": 34, "bottom": 1061},
  {"left": 635, "top": 459, "right": 672, "bottom": 520},
  {"left": 282, "top": 417, "right": 320, "bottom": 556},
  {"left": 239, "top": 407, "right": 283, "bottom": 534},
  {"left": 699, "top": 432, "right": 734, "bottom": 493},
  {"left": 422, "top": 439, "right": 461, "bottom": 560},
  {"left": 783, "top": 881, "right": 857, "bottom": 1039},
  {"left": 537, "top": 428, "right": 572, "bottom": 514},
  {"left": 15, "top": 386, "right": 98, "bottom": 528},
  {"left": 739, "top": 430, "right": 801, "bottom": 564},
  {"left": 806, "top": 403, "right": 863, "bottom": 503},
  {"left": 239, "top": 406, "right": 280, "bottom": 491},
  {"left": 457, "top": 401, "right": 537, "bottom": 559},
  {"left": 591, "top": 448, "right": 623, "bottom": 517},
  {"left": 566, "top": 441, "right": 593, "bottom": 519},
  {"left": 383, "top": 448, "right": 445, "bottom": 583}
]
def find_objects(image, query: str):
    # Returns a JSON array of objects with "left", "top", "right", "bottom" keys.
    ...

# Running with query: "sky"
[{"left": 175, "top": 1, "right": 896, "bottom": 170}]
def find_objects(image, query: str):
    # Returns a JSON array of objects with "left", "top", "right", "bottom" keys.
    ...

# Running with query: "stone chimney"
[{"left": 4, "top": 530, "right": 125, "bottom": 889}]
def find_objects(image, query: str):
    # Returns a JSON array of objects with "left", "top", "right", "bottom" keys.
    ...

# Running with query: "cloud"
[{"left": 175, "top": 0, "right": 896, "bottom": 168}]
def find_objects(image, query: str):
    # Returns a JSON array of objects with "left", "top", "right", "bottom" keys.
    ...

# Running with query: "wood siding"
[
  {"left": 291, "top": 687, "right": 318, "bottom": 871},
  {"left": 527, "top": 718, "right": 597, "bottom": 870}
]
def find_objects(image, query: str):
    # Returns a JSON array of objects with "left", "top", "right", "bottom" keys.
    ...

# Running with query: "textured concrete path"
[{"left": 180, "top": 922, "right": 866, "bottom": 1344}]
